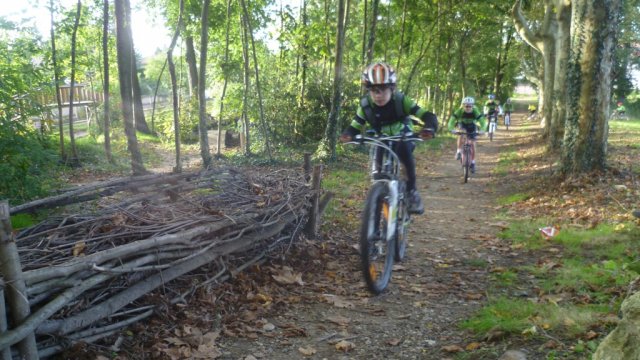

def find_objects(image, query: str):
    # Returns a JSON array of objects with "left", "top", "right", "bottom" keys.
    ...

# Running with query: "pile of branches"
[{"left": 2, "top": 166, "right": 315, "bottom": 357}]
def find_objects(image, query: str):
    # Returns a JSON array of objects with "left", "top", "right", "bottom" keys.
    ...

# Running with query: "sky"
[{"left": 0, "top": 0, "right": 170, "bottom": 58}]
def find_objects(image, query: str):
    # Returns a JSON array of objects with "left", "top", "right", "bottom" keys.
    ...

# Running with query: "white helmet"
[
  {"left": 462, "top": 97, "right": 475, "bottom": 106},
  {"left": 362, "top": 62, "right": 397, "bottom": 87}
]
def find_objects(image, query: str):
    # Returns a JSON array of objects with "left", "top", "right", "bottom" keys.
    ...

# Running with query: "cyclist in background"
[
  {"left": 448, "top": 97, "right": 486, "bottom": 173},
  {"left": 339, "top": 62, "right": 438, "bottom": 214},
  {"left": 527, "top": 104, "right": 537, "bottom": 119},
  {"left": 483, "top": 94, "right": 500, "bottom": 132},
  {"left": 503, "top": 98, "right": 513, "bottom": 125},
  {"left": 615, "top": 102, "right": 626, "bottom": 117}
]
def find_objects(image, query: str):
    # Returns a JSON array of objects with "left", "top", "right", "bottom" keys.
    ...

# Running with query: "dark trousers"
[{"left": 375, "top": 141, "right": 417, "bottom": 192}]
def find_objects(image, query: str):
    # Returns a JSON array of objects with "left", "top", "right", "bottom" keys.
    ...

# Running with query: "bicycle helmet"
[
  {"left": 462, "top": 97, "right": 475, "bottom": 106},
  {"left": 362, "top": 62, "right": 397, "bottom": 88},
  {"left": 488, "top": 94, "right": 495, "bottom": 100},
  {"left": 506, "top": 98, "right": 511, "bottom": 103}
]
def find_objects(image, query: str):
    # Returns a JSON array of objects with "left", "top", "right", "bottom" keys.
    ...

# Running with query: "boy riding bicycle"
[
  {"left": 483, "top": 94, "right": 499, "bottom": 132},
  {"left": 448, "top": 97, "right": 486, "bottom": 173},
  {"left": 503, "top": 98, "right": 513, "bottom": 126},
  {"left": 339, "top": 62, "right": 438, "bottom": 214}
]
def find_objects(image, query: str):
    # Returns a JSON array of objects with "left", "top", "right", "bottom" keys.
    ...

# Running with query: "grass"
[{"left": 459, "top": 111, "right": 640, "bottom": 357}]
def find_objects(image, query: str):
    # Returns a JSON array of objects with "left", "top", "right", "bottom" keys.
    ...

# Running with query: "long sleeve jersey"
[
  {"left": 447, "top": 106, "right": 486, "bottom": 131},
  {"left": 342, "top": 91, "right": 438, "bottom": 137}
]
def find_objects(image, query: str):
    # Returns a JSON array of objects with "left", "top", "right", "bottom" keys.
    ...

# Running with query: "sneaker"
[
  {"left": 633, "top": 210, "right": 640, "bottom": 218},
  {"left": 455, "top": 152, "right": 461, "bottom": 161},
  {"left": 470, "top": 163, "right": 476, "bottom": 174},
  {"left": 408, "top": 190, "right": 425, "bottom": 215}
]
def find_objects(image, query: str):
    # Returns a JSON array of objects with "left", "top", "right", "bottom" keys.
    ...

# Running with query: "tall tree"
[
  {"left": 317, "top": 0, "right": 347, "bottom": 161},
  {"left": 102, "top": 0, "right": 113, "bottom": 163},
  {"left": 167, "top": 0, "right": 184, "bottom": 173},
  {"left": 365, "top": 0, "right": 379, "bottom": 64},
  {"left": 198, "top": 0, "right": 212, "bottom": 168},
  {"left": 216, "top": 0, "right": 233, "bottom": 159},
  {"left": 115, "top": 0, "right": 146, "bottom": 175},
  {"left": 240, "top": 0, "right": 272, "bottom": 160},
  {"left": 66, "top": 0, "right": 82, "bottom": 165},
  {"left": 561, "top": 0, "right": 621, "bottom": 174},
  {"left": 49, "top": 0, "right": 65, "bottom": 160}
]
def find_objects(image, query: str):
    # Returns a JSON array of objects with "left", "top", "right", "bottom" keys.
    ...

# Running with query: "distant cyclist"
[
  {"left": 503, "top": 98, "right": 513, "bottom": 125},
  {"left": 527, "top": 104, "right": 537, "bottom": 119},
  {"left": 448, "top": 97, "right": 486, "bottom": 173},
  {"left": 483, "top": 94, "right": 500, "bottom": 132}
]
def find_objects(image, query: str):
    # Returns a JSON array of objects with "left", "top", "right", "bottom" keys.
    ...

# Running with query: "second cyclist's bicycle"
[
  {"left": 504, "top": 112, "right": 511, "bottom": 130},
  {"left": 452, "top": 130, "right": 479, "bottom": 183},
  {"left": 346, "top": 132, "right": 426, "bottom": 294}
]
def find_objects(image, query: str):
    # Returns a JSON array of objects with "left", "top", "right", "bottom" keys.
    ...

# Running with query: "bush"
[{"left": 0, "top": 118, "right": 58, "bottom": 205}]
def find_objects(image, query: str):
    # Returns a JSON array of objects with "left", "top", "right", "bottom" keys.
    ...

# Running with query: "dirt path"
[{"left": 207, "top": 118, "right": 532, "bottom": 360}]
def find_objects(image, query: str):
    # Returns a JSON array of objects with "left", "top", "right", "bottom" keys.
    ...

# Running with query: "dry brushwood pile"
[{"left": 2, "top": 166, "right": 315, "bottom": 358}]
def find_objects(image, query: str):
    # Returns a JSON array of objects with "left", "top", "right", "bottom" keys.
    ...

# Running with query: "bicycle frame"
[{"left": 353, "top": 135, "right": 414, "bottom": 243}]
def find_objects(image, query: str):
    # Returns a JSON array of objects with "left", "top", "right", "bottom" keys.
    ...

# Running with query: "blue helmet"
[{"left": 488, "top": 94, "right": 495, "bottom": 100}]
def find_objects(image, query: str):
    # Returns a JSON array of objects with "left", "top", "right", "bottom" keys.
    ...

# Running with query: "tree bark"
[
  {"left": 550, "top": 0, "right": 571, "bottom": 150},
  {"left": 216, "top": 0, "right": 233, "bottom": 159},
  {"left": 115, "top": 0, "right": 146, "bottom": 175},
  {"left": 185, "top": 36, "right": 199, "bottom": 100},
  {"left": 240, "top": 0, "right": 272, "bottom": 160},
  {"left": 240, "top": 14, "right": 251, "bottom": 156},
  {"left": 167, "top": 0, "right": 184, "bottom": 173},
  {"left": 67, "top": 0, "right": 82, "bottom": 165},
  {"left": 102, "top": 0, "right": 113, "bottom": 163},
  {"left": 365, "top": 0, "right": 379, "bottom": 64},
  {"left": 318, "top": 0, "right": 347, "bottom": 161},
  {"left": 198, "top": 0, "right": 212, "bottom": 168},
  {"left": 49, "top": 0, "right": 65, "bottom": 161},
  {"left": 561, "top": 0, "right": 621, "bottom": 174}
]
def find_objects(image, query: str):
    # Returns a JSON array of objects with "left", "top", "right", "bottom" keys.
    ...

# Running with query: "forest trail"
[{"left": 209, "top": 114, "right": 536, "bottom": 360}]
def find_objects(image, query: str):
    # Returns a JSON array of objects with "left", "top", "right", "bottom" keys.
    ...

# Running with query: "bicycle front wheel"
[
  {"left": 394, "top": 195, "right": 410, "bottom": 262},
  {"left": 463, "top": 147, "right": 470, "bottom": 183},
  {"left": 360, "top": 182, "right": 395, "bottom": 294}
]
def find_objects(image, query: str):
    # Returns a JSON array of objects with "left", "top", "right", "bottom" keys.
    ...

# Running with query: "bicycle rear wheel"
[{"left": 360, "top": 182, "right": 395, "bottom": 294}]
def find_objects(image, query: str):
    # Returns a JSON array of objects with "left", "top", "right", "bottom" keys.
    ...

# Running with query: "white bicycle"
[{"left": 504, "top": 112, "right": 511, "bottom": 130}]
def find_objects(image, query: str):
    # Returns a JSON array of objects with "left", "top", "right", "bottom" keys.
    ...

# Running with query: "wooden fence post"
[
  {"left": 304, "top": 165, "right": 323, "bottom": 239},
  {"left": 0, "top": 279, "right": 11, "bottom": 360},
  {"left": 303, "top": 153, "right": 312, "bottom": 182},
  {"left": 0, "top": 201, "right": 39, "bottom": 359}
]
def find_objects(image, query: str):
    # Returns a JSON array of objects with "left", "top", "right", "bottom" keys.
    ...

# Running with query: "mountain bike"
[
  {"left": 346, "top": 132, "right": 425, "bottom": 294},
  {"left": 504, "top": 112, "right": 511, "bottom": 131},
  {"left": 452, "top": 130, "right": 479, "bottom": 183},
  {"left": 487, "top": 113, "right": 498, "bottom": 142}
]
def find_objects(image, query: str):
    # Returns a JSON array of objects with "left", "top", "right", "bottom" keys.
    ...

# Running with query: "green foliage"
[{"left": 0, "top": 118, "right": 58, "bottom": 204}]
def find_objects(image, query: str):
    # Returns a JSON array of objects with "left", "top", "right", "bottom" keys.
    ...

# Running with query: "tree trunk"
[
  {"left": 317, "top": 0, "right": 347, "bottom": 161},
  {"left": 297, "top": 0, "right": 308, "bottom": 129},
  {"left": 550, "top": 1, "right": 571, "bottom": 150},
  {"left": 185, "top": 36, "right": 199, "bottom": 99},
  {"left": 167, "top": 0, "right": 184, "bottom": 173},
  {"left": 198, "top": 0, "right": 212, "bottom": 168},
  {"left": 131, "top": 59, "right": 152, "bottom": 134},
  {"left": 67, "top": 0, "right": 82, "bottom": 165},
  {"left": 365, "top": 0, "right": 379, "bottom": 64},
  {"left": 240, "top": 0, "right": 272, "bottom": 160},
  {"left": 49, "top": 0, "right": 66, "bottom": 161},
  {"left": 395, "top": 0, "right": 408, "bottom": 71},
  {"left": 240, "top": 14, "right": 251, "bottom": 156},
  {"left": 102, "top": 0, "right": 113, "bottom": 163},
  {"left": 561, "top": 0, "right": 621, "bottom": 174},
  {"left": 216, "top": 0, "right": 232, "bottom": 159},
  {"left": 361, "top": 0, "right": 367, "bottom": 66},
  {"left": 115, "top": 0, "right": 146, "bottom": 175}
]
